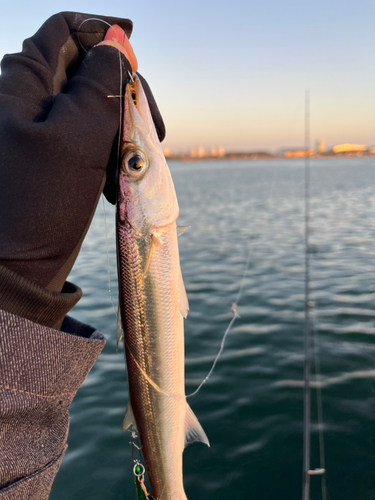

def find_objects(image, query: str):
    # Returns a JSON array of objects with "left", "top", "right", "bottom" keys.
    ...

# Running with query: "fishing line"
[
  {"left": 78, "top": 18, "right": 127, "bottom": 323},
  {"left": 102, "top": 195, "right": 117, "bottom": 316},
  {"left": 77, "top": 16, "right": 125, "bottom": 186},
  {"left": 79, "top": 18, "right": 135, "bottom": 499},
  {"left": 128, "top": 430, "right": 155, "bottom": 500},
  {"left": 126, "top": 346, "right": 185, "bottom": 400},
  {"left": 77, "top": 18, "right": 114, "bottom": 53},
  {"left": 187, "top": 247, "right": 252, "bottom": 398},
  {"left": 111, "top": 28, "right": 134, "bottom": 500}
]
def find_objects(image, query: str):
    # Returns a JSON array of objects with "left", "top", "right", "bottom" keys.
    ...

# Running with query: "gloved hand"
[{"left": 0, "top": 12, "right": 165, "bottom": 294}]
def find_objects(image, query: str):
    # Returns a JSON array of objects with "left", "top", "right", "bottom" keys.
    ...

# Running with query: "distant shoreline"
[{"left": 166, "top": 152, "right": 375, "bottom": 162}]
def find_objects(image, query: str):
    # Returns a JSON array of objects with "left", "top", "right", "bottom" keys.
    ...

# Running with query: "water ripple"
[{"left": 51, "top": 158, "right": 375, "bottom": 500}]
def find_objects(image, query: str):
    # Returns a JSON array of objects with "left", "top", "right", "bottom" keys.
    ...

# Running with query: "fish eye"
[
  {"left": 128, "top": 155, "right": 143, "bottom": 171},
  {"left": 122, "top": 150, "right": 148, "bottom": 177}
]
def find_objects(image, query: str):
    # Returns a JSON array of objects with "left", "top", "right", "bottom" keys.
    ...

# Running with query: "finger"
[
  {"left": 0, "top": 12, "right": 132, "bottom": 118},
  {"left": 34, "top": 43, "right": 132, "bottom": 181}
]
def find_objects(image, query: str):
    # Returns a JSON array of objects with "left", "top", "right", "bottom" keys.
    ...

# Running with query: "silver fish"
[{"left": 117, "top": 75, "right": 209, "bottom": 500}]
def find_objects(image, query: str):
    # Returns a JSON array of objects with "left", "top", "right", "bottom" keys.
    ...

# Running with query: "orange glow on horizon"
[{"left": 333, "top": 144, "right": 367, "bottom": 153}]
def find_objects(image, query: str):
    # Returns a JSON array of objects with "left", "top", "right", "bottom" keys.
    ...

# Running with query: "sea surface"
[{"left": 50, "top": 157, "right": 375, "bottom": 500}]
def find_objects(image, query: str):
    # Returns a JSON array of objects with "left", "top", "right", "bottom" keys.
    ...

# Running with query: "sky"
[{"left": 0, "top": 0, "right": 374, "bottom": 152}]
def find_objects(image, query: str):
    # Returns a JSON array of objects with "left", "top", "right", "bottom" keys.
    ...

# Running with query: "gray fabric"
[
  {"left": 0, "top": 449, "right": 66, "bottom": 500},
  {"left": 0, "top": 265, "right": 82, "bottom": 330},
  {"left": 0, "top": 309, "right": 105, "bottom": 498}
]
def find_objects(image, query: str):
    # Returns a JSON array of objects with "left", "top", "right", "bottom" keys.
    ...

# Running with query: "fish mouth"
[
  {"left": 126, "top": 77, "right": 143, "bottom": 119},
  {"left": 125, "top": 75, "right": 158, "bottom": 136},
  {"left": 128, "top": 78, "right": 138, "bottom": 107}
]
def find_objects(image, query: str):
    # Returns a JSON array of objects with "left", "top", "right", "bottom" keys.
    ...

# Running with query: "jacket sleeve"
[{"left": 0, "top": 309, "right": 105, "bottom": 499}]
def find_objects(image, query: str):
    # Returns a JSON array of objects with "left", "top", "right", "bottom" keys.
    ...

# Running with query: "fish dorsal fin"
[
  {"left": 178, "top": 267, "right": 189, "bottom": 318},
  {"left": 116, "top": 303, "right": 123, "bottom": 351},
  {"left": 184, "top": 403, "right": 210, "bottom": 448},
  {"left": 177, "top": 226, "right": 190, "bottom": 237},
  {"left": 122, "top": 401, "right": 138, "bottom": 431}
]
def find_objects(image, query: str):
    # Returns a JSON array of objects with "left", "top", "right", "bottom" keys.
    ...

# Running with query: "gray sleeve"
[{"left": 0, "top": 310, "right": 105, "bottom": 499}]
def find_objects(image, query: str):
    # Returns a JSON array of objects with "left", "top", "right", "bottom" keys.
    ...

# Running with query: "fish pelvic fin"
[
  {"left": 177, "top": 225, "right": 190, "bottom": 237},
  {"left": 184, "top": 403, "right": 210, "bottom": 448},
  {"left": 122, "top": 401, "right": 138, "bottom": 432},
  {"left": 143, "top": 233, "right": 158, "bottom": 278},
  {"left": 177, "top": 226, "right": 189, "bottom": 317},
  {"left": 178, "top": 267, "right": 189, "bottom": 318},
  {"left": 116, "top": 303, "right": 123, "bottom": 351}
]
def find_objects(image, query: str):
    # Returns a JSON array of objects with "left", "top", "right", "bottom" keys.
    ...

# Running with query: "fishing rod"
[
  {"left": 302, "top": 90, "right": 327, "bottom": 500},
  {"left": 302, "top": 87, "right": 312, "bottom": 500}
]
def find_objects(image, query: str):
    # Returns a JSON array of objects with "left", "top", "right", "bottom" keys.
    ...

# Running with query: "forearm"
[{"left": 0, "top": 303, "right": 105, "bottom": 499}]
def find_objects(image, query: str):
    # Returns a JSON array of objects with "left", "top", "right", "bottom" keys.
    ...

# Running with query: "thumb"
[{"left": 42, "top": 44, "right": 132, "bottom": 180}]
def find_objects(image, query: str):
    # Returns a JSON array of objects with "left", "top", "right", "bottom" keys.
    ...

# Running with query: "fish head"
[{"left": 118, "top": 75, "right": 179, "bottom": 232}]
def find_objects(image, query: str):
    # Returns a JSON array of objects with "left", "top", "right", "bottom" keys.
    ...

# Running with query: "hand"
[{"left": 0, "top": 12, "right": 165, "bottom": 293}]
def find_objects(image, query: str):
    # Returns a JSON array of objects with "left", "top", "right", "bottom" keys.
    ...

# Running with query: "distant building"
[
  {"left": 369, "top": 147, "right": 375, "bottom": 155},
  {"left": 188, "top": 146, "right": 225, "bottom": 159},
  {"left": 316, "top": 139, "right": 325, "bottom": 153},
  {"left": 333, "top": 144, "right": 366, "bottom": 153},
  {"left": 284, "top": 149, "right": 314, "bottom": 158},
  {"left": 163, "top": 147, "right": 172, "bottom": 158},
  {"left": 197, "top": 147, "right": 206, "bottom": 158}
]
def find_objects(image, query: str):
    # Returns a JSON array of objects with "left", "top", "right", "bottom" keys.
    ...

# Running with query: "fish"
[{"left": 116, "top": 74, "right": 209, "bottom": 500}]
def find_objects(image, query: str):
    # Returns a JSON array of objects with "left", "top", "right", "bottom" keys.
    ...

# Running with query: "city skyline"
[
  {"left": 163, "top": 140, "right": 375, "bottom": 156},
  {"left": 0, "top": 0, "right": 373, "bottom": 151},
  {"left": 163, "top": 141, "right": 375, "bottom": 159}
]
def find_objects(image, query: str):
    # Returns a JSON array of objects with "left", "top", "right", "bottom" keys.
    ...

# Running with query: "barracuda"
[{"left": 117, "top": 74, "right": 209, "bottom": 500}]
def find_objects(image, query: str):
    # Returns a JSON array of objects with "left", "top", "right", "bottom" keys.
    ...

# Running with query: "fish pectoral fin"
[
  {"left": 143, "top": 233, "right": 162, "bottom": 278},
  {"left": 184, "top": 403, "right": 210, "bottom": 448},
  {"left": 122, "top": 401, "right": 138, "bottom": 432},
  {"left": 116, "top": 303, "right": 123, "bottom": 351},
  {"left": 178, "top": 267, "right": 189, "bottom": 318},
  {"left": 177, "top": 225, "right": 190, "bottom": 237}
]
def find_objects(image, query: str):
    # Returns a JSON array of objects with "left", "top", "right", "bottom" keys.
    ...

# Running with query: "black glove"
[{"left": 0, "top": 12, "right": 165, "bottom": 294}]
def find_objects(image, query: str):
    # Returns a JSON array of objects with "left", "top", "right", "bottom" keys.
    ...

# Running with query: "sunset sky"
[{"left": 0, "top": 0, "right": 374, "bottom": 152}]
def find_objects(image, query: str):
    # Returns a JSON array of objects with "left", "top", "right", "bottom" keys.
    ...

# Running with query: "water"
[{"left": 50, "top": 157, "right": 375, "bottom": 500}]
